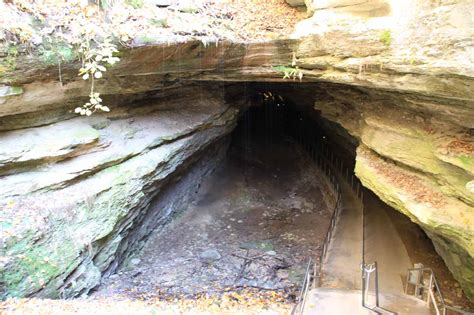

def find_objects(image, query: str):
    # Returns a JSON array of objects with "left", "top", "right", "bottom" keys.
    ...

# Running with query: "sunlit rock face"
[
  {"left": 293, "top": 0, "right": 473, "bottom": 97},
  {"left": 315, "top": 85, "right": 474, "bottom": 300},
  {"left": 304, "top": 0, "right": 392, "bottom": 17}
]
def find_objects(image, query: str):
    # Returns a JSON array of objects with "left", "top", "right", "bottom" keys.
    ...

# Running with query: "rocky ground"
[
  {"left": 91, "top": 123, "right": 334, "bottom": 305},
  {"left": 0, "top": 288, "right": 293, "bottom": 314},
  {"left": 0, "top": 119, "right": 335, "bottom": 314}
]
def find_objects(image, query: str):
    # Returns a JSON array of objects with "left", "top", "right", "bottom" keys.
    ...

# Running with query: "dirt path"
[{"left": 92, "top": 133, "right": 332, "bottom": 304}]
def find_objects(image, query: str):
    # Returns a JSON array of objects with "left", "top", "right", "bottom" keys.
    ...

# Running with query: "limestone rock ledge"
[
  {"left": 0, "top": 87, "right": 240, "bottom": 299},
  {"left": 355, "top": 146, "right": 474, "bottom": 298},
  {"left": 274, "top": 0, "right": 474, "bottom": 299},
  {"left": 305, "top": 82, "right": 474, "bottom": 300}
]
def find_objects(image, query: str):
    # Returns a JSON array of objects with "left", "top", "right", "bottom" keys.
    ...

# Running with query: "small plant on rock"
[
  {"left": 126, "top": 0, "right": 145, "bottom": 9},
  {"left": 75, "top": 40, "right": 120, "bottom": 116},
  {"left": 273, "top": 52, "right": 303, "bottom": 82},
  {"left": 380, "top": 30, "right": 392, "bottom": 46}
]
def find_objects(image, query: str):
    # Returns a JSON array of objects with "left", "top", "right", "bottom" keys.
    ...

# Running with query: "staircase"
[{"left": 288, "top": 113, "right": 471, "bottom": 315}]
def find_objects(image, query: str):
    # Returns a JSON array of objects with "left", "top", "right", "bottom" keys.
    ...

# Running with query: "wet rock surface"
[{"left": 93, "top": 130, "right": 334, "bottom": 300}]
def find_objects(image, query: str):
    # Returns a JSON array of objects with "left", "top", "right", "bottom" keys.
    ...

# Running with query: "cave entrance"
[
  {"left": 91, "top": 90, "right": 335, "bottom": 309},
  {"left": 90, "top": 84, "right": 472, "bottom": 311}
]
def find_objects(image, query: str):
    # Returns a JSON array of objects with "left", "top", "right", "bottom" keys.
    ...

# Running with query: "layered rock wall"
[
  {"left": 0, "top": 85, "right": 241, "bottom": 298},
  {"left": 290, "top": 0, "right": 474, "bottom": 299},
  {"left": 0, "top": 0, "right": 472, "bottom": 301},
  {"left": 269, "top": 81, "right": 474, "bottom": 300}
]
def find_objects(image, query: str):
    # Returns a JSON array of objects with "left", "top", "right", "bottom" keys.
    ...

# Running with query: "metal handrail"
[
  {"left": 315, "top": 138, "right": 397, "bottom": 315},
  {"left": 289, "top": 126, "right": 344, "bottom": 314},
  {"left": 362, "top": 261, "right": 397, "bottom": 315},
  {"left": 301, "top": 137, "right": 343, "bottom": 288},
  {"left": 290, "top": 113, "right": 394, "bottom": 314},
  {"left": 294, "top": 126, "right": 362, "bottom": 279},
  {"left": 287, "top": 112, "right": 471, "bottom": 315},
  {"left": 291, "top": 258, "right": 314, "bottom": 315},
  {"left": 405, "top": 267, "right": 472, "bottom": 315},
  {"left": 310, "top": 134, "right": 397, "bottom": 315}
]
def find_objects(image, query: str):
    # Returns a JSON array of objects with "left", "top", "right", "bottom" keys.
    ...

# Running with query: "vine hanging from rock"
[
  {"left": 75, "top": 39, "right": 120, "bottom": 116},
  {"left": 273, "top": 52, "right": 303, "bottom": 82}
]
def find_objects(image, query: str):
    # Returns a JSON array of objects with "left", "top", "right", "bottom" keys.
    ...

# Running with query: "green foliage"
[
  {"left": 126, "top": 0, "right": 144, "bottom": 9},
  {"left": 179, "top": 7, "right": 199, "bottom": 14},
  {"left": 380, "top": 30, "right": 392, "bottom": 46},
  {"left": 273, "top": 65, "right": 303, "bottom": 82},
  {"left": 39, "top": 49, "right": 59, "bottom": 65},
  {"left": 39, "top": 42, "right": 77, "bottom": 66},
  {"left": 138, "top": 35, "right": 156, "bottom": 44},
  {"left": 75, "top": 40, "right": 120, "bottom": 116},
  {"left": 2, "top": 46, "right": 19, "bottom": 71},
  {"left": 0, "top": 46, "right": 19, "bottom": 78},
  {"left": 149, "top": 18, "right": 169, "bottom": 28},
  {"left": 273, "top": 52, "right": 303, "bottom": 81},
  {"left": 99, "top": 0, "right": 115, "bottom": 10}
]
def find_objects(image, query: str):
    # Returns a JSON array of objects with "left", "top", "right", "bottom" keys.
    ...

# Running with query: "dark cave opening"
[
  {"left": 92, "top": 88, "right": 336, "bottom": 301},
  {"left": 87, "top": 83, "right": 471, "bottom": 309}
]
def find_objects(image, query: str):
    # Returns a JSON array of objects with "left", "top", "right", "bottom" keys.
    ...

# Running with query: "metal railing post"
[
  {"left": 404, "top": 267, "right": 469, "bottom": 315},
  {"left": 290, "top": 113, "right": 401, "bottom": 315},
  {"left": 375, "top": 261, "right": 380, "bottom": 307},
  {"left": 427, "top": 273, "right": 433, "bottom": 306}
]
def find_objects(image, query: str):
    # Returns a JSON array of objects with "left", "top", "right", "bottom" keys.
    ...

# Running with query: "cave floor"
[{"left": 91, "top": 134, "right": 333, "bottom": 308}]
